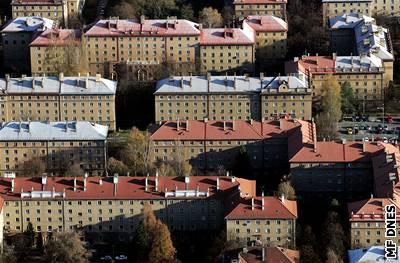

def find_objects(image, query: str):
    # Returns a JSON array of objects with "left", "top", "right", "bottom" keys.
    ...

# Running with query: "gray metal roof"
[
  {"left": 322, "top": 0, "right": 371, "bottom": 2},
  {"left": 155, "top": 75, "right": 308, "bottom": 94},
  {"left": 0, "top": 76, "right": 117, "bottom": 95},
  {"left": 1, "top": 16, "right": 54, "bottom": 33},
  {"left": 0, "top": 121, "right": 108, "bottom": 141}
]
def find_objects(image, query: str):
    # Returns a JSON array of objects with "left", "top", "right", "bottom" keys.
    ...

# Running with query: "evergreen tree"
[{"left": 133, "top": 221, "right": 150, "bottom": 262}]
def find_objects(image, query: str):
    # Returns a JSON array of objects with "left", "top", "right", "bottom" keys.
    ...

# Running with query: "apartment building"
[
  {"left": 199, "top": 28, "right": 255, "bottom": 74},
  {"left": 290, "top": 140, "right": 391, "bottom": 200},
  {"left": 83, "top": 18, "right": 201, "bottom": 77},
  {"left": 322, "top": 0, "right": 400, "bottom": 24},
  {"left": 1, "top": 16, "right": 54, "bottom": 73},
  {"left": 348, "top": 198, "right": 400, "bottom": 248},
  {"left": 233, "top": 0, "right": 287, "bottom": 20},
  {"left": 0, "top": 121, "right": 108, "bottom": 176},
  {"left": 11, "top": 0, "right": 58, "bottom": 27},
  {"left": 0, "top": 75, "right": 117, "bottom": 130},
  {"left": 149, "top": 118, "right": 314, "bottom": 172},
  {"left": 225, "top": 196, "right": 297, "bottom": 247},
  {"left": 238, "top": 246, "right": 300, "bottom": 263},
  {"left": 154, "top": 75, "right": 311, "bottom": 122},
  {"left": 329, "top": 13, "right": 394, "bottom": 86},
  {"left": 30, "top": 28, "right": 82, "bottom": 76},
  {"left": 285, "top": 55, "right": 386, "bottom": 102},
  {"left": 0, "top": 175, "right": 256, "bottom": 245},
  {"left": 242, "top": 15, "right": 288, "bottom": 59}
]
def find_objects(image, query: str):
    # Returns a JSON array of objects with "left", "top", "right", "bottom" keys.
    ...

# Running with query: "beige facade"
[
  {"left": 233, "top": 0, "right": 287, "bottom": 19},
  {"left": 349, "top": 220, "right": 400, "bottom": 248},
  {"left": 0, "top": 75, "right": 117, "bottom": 131},
  {"left": 11, "top": 0, "right": 68, "bottom": 27},
  {"left": 0, "top": 121, "right": 108, "bottom": 176},
  {"left": 154, "top": 75, "right": 311, "bottom": 123},
  {"left": 322, "top": 0, "right": 400, "bottom": 24},
  {"left": 0, "top": 175, "right": 256, "bottom": 242}
]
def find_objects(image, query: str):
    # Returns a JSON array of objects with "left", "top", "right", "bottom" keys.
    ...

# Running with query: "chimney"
[
  {"left": 251, "top": 198, "right": 254, "bottom": 210},
  {"left": 262, "top": 247, "right": 265, "bottom": 261},
  {"left": 185, "top": 176, "right": 190, "bottom": 190},
  {"left": 232, "top": 120, "right": 235, "bottom": 131},
  {"left": 73, "top": 177, "right": 77, "bottom": 192},
  {"left": 99, "top": 178, "right": 103, "bottom": 186},
  {"left": 59, "top": 72, "right": 64, "bottom": 82},
  {"left": 41, "top": 175, "right": 47, "bottom": 191},
  {"left": 262, "top": 197, "right": 265, "bottom": 210},
  {"left": 223, "top": 121, "right": 226, "bottom": 131},
  {"left": 198, "top": 23, "right": 203, "bottom": 30},
  {"left": 233, "top": 77, "right": 237, "bottom": 89},
  {"left": 260, "top": 72, "right": 264, "bottom": 80},
  {"left": 186, "top": 120, "right": 189, "bottom": 131},
  {"left": 113, "top": 174, "right": 118, "bottom": 196},
  {"left": 140, "top": 15, "right": 145, "bottom": 24},
  {"left": 145, "top": 177, "right": 148, "bottom": 191},
  {"left": 11, "top": 178, "right": 15, "bottom": 192},
  {"left": 5, "top": 74, "right": 10, "bottom": 83},
  {"left": 180, "top": 77, "right": 184, "bottom": 88},
  {"left": 312, "top": 118, "right": 317, "bottom": 152},
  {"left": 204, "top": 117, "right": 208, "bottom": 123},
  {"left": 95, "top": 74, "right": 101, "bottom": 82},
  {"left": 177, "top": 119, "right": 180, "bottom": 131},
  {"left": 216, "top": 177, "right": 220, "bottom": 190},
  {"left": 332, "top": 52, "right": 337, "bottom": 60},
  {"left": 226, "top": 171, "right": 229, "bottom": 177},
  {"left": 155, "top": 176, "right": 159, "bottom": 192},
  {"left": 84, "top": 172, "right": 88, "bottom": 191},
  {"left": 362, "top": 140, "right": 366, "bottom": 153},
  {"left": 189, "top": 77, "right": 193, "bottom": 88},
  {"left": 280, "top": 194, "right": 285, "bottom": 203}
]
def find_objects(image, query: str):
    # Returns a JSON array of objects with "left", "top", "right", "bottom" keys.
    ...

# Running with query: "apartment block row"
[
  {"left": 322, "top": 0, "right": 400, "bottom": 23},
  {"left": 0, "top": 74, "right": 117, "bottom": 130},
  {"left": 285, "top": 14, "right": 394, "bottom": 103},
  {"left": 149, "top": 118, "right": 314, "bottom": 172},
  {"left": 0, "top": 121, "right": 108, "bottom": 176},
  {"left": 11, "top": 0, "right": 84, "bottom": 27},
  {"left": 1, "top": 15, "right": 288, "bottom": 78},
  {"left": 0, "top": 174, "right": 297, "bottom": 249},
  {"left": 233, "top": 0, "right": 287, "bottom": 20},
  {"left": 154, "top": 75, "right": 312, "bottom": 122}
]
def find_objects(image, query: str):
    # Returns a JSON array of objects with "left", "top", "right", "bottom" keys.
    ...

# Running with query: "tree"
[
  {"left": 0, "top": 243, "right": 17, "bottom": 263},
  {"left": 140, "top": 0, "right": 178, "bottom": 18},
  {"left": 44, "top": 231, "right": 90, "bottom": 263},
  {"left": 65, "top": 163, "right": 84, "bottom": 177},
  {"left": 199, "top": 7, "right": 223, "bottom": 28},
  {"left": 232, "top": 146, "right": 253, "bottom": 178},
  {"left": 326, "top": 248, "right": 344, "bottom": 263},
  {"left": 107, "top": 157, "right": 129, "bottom": 176},
  {"left": 170, "top": 141, "right": 192, "bottom": 176},
  {"left": 300, "top": 245, "right": 322, "bottom": 263},
  {"left": 109, "top": 1, "right": 137, "bottom": 19},
  {"left": 22, "top": 156, "right": 45, "bottom": 177},
  {"left": 44, "top": 30, "right": 89, "bottom": 76},
  {"left": 121, "top": 127, "right": 152, "bottom": 175},
  {"left": 180, "top": 4, "right": 195, "bottom": 21},
  {"left": 133, "top": 221, "right": 150, "bottom": 262},
  {"left": 277, "top": 180, "right": 296, "bottom": 200},
  {"left": 322, "top": 211, "right": 347, "bottom": 259},
  {"left": 24, "top": 222, "right": 35, "bottom": 248},
  {"left": 316, "top": 75, "right": 342, "bottom": 139},
  {"left": 340, "top": 82, "right": 358, "bottom": 114}
]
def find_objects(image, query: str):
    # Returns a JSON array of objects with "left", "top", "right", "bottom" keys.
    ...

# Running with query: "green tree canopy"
[{"left": 340, "top": 81, "right": 358, "bottom": 114}]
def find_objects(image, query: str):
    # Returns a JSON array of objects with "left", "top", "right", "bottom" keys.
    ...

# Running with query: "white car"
[
  {"left": 115, "top": 255, "right": 128, "bottom": 261},
  {"left": 100, "top": 255, "right": 112, "bottom": 261}
]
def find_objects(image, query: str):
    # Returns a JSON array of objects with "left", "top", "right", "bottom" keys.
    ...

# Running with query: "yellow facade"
[
  {"left": 350, "top": 220, "right": 400, "bottom": 248},
  {"left": 234, "top": 2, "right": 286, "bottom": 19}
]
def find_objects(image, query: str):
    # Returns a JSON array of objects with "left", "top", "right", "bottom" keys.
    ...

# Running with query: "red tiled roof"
[
  {"left": 348, "top": 197, "right": 400, "bottom": 221},
  {"left": 0, "top": 176, "right": 255, "bottom": 201},
  {"left": 12, "top": 0, "right": 63, "bottom": 5},
  {"left": 234, "top": 0, "right": 288, "bottom": 4},
  {"left": 285, "top": 56, "right": 335, "bottom": 75},
  {"left": 244, "top": 16, "right": 288, "bottom": 32},
  {"left": 289, "top": 141, "right": 385, "bottom": 163},
  {"left": 30, "top": 28, "right": 81, "bottom": 46},
  {"left": 150, "top": 119, "right": 310, "bottom": 142},
  {"left": 225, "top": 196, "right": 297, "bottom": 220},
  {"left": 200, "top": 28, "right": 254, "bottom": 45},
  {"left": 84, "top": 19, "right": 200, "bottom": 37},
  {"left": 239, "top": 247, "right": 299, "bottom": 263}
]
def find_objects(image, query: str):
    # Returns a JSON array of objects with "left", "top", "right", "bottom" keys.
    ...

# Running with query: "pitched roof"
[
  {"left": 239, "top": 247, "right": 300, "bottom": 263},
  {"left": 30, "top": 28, "right": 81, "bottom": 46},
  {"left": 0, "top": 121, "right": 108, "bottom": 141},
  {"left": 84, "top": 19, "right": 200, "bottom": 37},
  {"left": 0, "top": 76, "right": 117, "bottom": 95},
  {"left": 0, "top": 176, "right": 255, "bottom": 201},
  {"left": 244, "top": 15, "right": 288, "bottom": 32},
  {"left": 150, "top": 119, "right": 309, "bottom": 141},
  {"left": 348, "top": 246, "right": 400, "bottom": 263},
  {"left": 225, "top": 196, "right": 297, "bottom": 220},
  {"left": 289, "top": 141, "right": 385, "bottom": 163},
  {"left": 348, "top": 197, "right": 400, "bottom": 221},
  {"left": 1, "top": 16, "right": 54, "bottom": 33},
  {"left": 285, "top": 56, "right": 336, "bottom": 75},
  {"left": 234, "top": 0, "right": 288, "bottom": 4},
  {"left": 200, "top": 28, "right": 254, "bottom": 45}
]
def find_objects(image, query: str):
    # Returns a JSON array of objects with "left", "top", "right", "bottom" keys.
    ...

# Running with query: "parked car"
[{"left": 115, "top": 255, "right": 128, "bottom": 261}]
